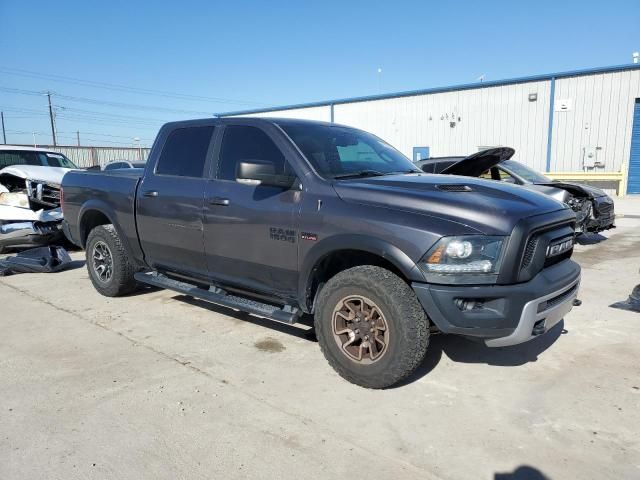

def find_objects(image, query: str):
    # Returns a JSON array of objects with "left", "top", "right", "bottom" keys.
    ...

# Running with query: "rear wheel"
[
  {"left": 86, "top": 224, "right": 137, "bottom": 297},
  {"left": 315, "top": 265, "right": 429, "bottom": 388}
]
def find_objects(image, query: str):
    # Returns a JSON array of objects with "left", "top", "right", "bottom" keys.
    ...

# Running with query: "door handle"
[
  {"left": 209, "top": 197, "right": 230, "bottom": 206},
  {"left": 142, "top": 190, "right": 159, "bottom": 197}
]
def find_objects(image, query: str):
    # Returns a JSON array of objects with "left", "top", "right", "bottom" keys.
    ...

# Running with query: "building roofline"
[{"left": 216, "top": 63, "right": 640, "bottom": 117}]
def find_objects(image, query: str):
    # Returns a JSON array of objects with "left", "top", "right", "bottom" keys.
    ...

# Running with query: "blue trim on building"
[
  {"left": 545, "top": 77, "right": 556, "bottom": 172},
  {"left": 627, "top": 99, "right": 640, "bottom": 194},
  {"left": 216, "top": 63, "right": 640, "bottom": 117}
]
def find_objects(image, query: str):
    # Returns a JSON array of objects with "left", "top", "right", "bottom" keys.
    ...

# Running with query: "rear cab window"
[{"left": 155, "top": 126, "right": 215, "bottom": 178}]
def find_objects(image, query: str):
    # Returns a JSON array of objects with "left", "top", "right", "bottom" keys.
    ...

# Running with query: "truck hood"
[
  {"left": 440, "top": 147, "right": 515, "bottom": 177},
  {"left": 0, "top": 165, "right": 73, "bottom": 185},
  {"left": 333, "top": 173, "right": 570, "bottom": 235}
]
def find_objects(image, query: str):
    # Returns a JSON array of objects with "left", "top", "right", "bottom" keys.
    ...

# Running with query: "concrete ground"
[{"left": 1, "top": 198, "right": 639, "bottom": 480}]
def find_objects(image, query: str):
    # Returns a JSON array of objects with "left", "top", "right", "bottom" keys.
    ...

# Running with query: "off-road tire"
[
  {"left": 315, "top": 265, "right": 429, "bottom": 388},
  {"left": 86, "top": 224, "right": 137, "bottom": 297}
]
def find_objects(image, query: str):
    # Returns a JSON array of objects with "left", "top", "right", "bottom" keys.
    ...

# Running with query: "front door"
[
  {"left": 136, "top": 125, "right": 215, "bottom": 279},
  {"left": 203, "top": 124, "right": 300, "bottom": 298}
]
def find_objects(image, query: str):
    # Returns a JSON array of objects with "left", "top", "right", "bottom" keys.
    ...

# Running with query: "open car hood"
[
  {"left": 533, "top": 181, "right": 608, "bottom": 198},
  {"left": 440, "top": 147, "right": 515, "bottom": 177}
]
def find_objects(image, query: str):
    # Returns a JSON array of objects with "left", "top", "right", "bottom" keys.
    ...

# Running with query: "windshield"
[
  {"left": 502, "top": 160, "right": 551, "bottom": 183},
  {"left": 43, "top": 152, "right": 77, "bottom": 168},
  {"left": 0, "top": 150, "right": 77, "bottom": 169},
  {"left": 279, "top": 123, "right": 420, "bottom": 179}
]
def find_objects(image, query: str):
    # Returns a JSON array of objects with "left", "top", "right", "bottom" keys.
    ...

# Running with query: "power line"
[
  {"left": 0, "top": 67, "right": 264, "bottom": 106},
  {"left": 57, "top": 130, "right": 154, "bottom": 141},
  {"left": 0, "top": 108, "right": 161, "bottom": 131},
  {"left": 0, "top": 104, "right": 164, "bottom": 126},
  {"left": 0, "top": 86, "right": 214, "bottom": 116},
  {"left": 6, "top": 129, "right": 150, "bottom": 146},
  {"left": 55, "top": 106, "right": 167, "bottom": 123}
]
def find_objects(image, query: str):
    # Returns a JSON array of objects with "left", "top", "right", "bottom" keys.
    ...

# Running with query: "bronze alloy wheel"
[
  {"left": 332, "top": 295, "right": 389, "bottom": 364},
  {"left": 92, "top": 240, "right": 113, "bottom": 283}
]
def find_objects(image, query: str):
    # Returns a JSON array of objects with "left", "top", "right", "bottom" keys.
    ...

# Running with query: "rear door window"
[{"left": 156, "top": 126, "right": 214, "bottom": 177}]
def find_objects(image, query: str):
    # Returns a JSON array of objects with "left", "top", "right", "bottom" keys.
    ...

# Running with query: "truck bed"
[{"left": 62, "top": 169, "right": 144, "bottom": 264}]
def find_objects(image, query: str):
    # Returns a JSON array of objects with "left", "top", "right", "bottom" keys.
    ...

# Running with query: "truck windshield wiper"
[
  {"left": 386, "top": 170, "right": 421, "bottom": 175},
  {"left": 332, "top": 170, "right": 387, "bottom": 179}
]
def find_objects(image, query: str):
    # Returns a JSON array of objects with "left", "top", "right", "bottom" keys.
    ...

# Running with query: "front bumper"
[
  {"left": 412, "top": 259, "right": 581, "bottom": 347},
  {"left": 0, "top": 221, "right": 64, "bottom": 250}
]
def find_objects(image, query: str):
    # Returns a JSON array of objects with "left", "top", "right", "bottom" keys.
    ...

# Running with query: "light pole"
[
  {"left": 377, "top": 67, "right": 382, "bottom": 93},
  {"left": 32, "top": 132, "right": 38, "bottom": 147},
  {"left": 1, "top": 112, "right": 6, "bottom": 144},
  {"left": 134, "top": 137, "right": 141, "bottom": 160},
  {"left": 45, "top": 92, "right": 57, "bottom": 146}
]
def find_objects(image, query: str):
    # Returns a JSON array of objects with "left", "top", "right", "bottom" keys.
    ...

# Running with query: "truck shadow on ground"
[
  {"left": 174, "top": 295, "right": 318, "bottom": 342},
  {"left": 396, "top": 321, "right": 566, "bottom": 387},
  {"left": 172, "top": 293, "right": 565, "bottom": 384}
]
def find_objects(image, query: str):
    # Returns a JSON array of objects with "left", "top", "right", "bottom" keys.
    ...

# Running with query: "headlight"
[{"left": 420, "top": 236, "right": 506, "bottom": 284}]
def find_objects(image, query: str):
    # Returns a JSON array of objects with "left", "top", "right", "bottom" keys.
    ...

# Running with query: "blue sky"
[{"left": 0, "top": 0, "right": 638, "bottom": 147}]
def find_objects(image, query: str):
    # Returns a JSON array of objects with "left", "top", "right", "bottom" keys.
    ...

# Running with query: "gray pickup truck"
[{"left": 61, "top": 118, "right": 581, "bottom": 388}]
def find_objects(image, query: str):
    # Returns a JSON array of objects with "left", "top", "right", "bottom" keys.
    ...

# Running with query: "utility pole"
[
  {"left": 76, "top": 130, "right": 80, "bottom": 146},
  {"left": 46, "top": 91, "right": 57, "bottom": 146},
  {"left": 1, "top": 111, "right": 6, "bottom": 144}
]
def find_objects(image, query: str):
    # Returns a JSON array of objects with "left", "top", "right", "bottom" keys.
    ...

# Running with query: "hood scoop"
[{"left": 436, "top": 184, "right": 473, "bottom": 192}]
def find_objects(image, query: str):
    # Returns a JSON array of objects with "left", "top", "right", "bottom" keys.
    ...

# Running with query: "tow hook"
[{"left": 573, "top": 299, "right": 582, "bottom": 306}]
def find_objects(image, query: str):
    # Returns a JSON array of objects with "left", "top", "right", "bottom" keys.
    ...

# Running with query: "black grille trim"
[
  {"left": 521, "top": 236, "right": 539, "bottom": 270},
  {"left": 537, "top": 284, "right": 578, "bottom": 313}
]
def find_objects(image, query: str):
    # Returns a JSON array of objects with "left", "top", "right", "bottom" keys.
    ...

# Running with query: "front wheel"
[
  {"left": 86, "top": 224, "right": 137, "bottom": 297},
  {"left": 315, "top": 266, "right": 429, "bottom": 388}
]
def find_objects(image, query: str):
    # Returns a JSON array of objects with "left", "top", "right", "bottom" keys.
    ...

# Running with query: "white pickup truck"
[{"left": 0, "top": 145, "right": 77, "bottom": 253}]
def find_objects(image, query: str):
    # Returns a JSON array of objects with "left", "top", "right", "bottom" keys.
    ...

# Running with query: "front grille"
[
  {"left": 537, "top": 284, "right": 578, "bottom": 313},
  {"left": 27, "top": 181, "right": 61, "bottom": 208},
  {"left": 41, "top": 185, "right": 61, "bottom": 205},
  {"left": 543, "top": 249, "right": 572, "bottom": 268},
  {"left": 518, "top": 226, "right": 574, "bottom": 274}
]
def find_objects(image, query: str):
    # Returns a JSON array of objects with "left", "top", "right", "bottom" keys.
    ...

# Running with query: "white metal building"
[{"left": 219, "top": 64, "right": 640, "bottom": 195}]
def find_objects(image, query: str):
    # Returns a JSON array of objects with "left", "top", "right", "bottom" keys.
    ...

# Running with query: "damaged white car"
[{"left": 0, "top": 146, "right": 78, "bottom": 253}]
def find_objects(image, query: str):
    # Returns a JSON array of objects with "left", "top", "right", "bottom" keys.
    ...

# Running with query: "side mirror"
[{"left": 236, "top": 161, "right": 296, "bottom": 188}]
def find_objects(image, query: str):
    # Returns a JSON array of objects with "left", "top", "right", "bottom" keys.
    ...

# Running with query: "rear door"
[
  {"left": 136, "top": 124, "right": 215, "bottom": 279},
  {"left": 202, "top": 123, "right": 301, "bottom": 298}
]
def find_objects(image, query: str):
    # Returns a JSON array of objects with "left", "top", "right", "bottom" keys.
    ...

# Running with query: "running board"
[{"left": 134, "top": 272, "right": 301, "bottom": 324}]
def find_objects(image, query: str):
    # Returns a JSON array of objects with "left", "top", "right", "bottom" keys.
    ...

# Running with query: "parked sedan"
[
  {"left": 416, "top": 148, "right": 615, "bottom": 234},
  {"left": 103, "top": 160, "right": 146, "bottom": 170}
]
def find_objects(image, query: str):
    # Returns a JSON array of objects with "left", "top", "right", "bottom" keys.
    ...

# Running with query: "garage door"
[{"left": 628, "top": 99, "right": 640, "bottom": 194}]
